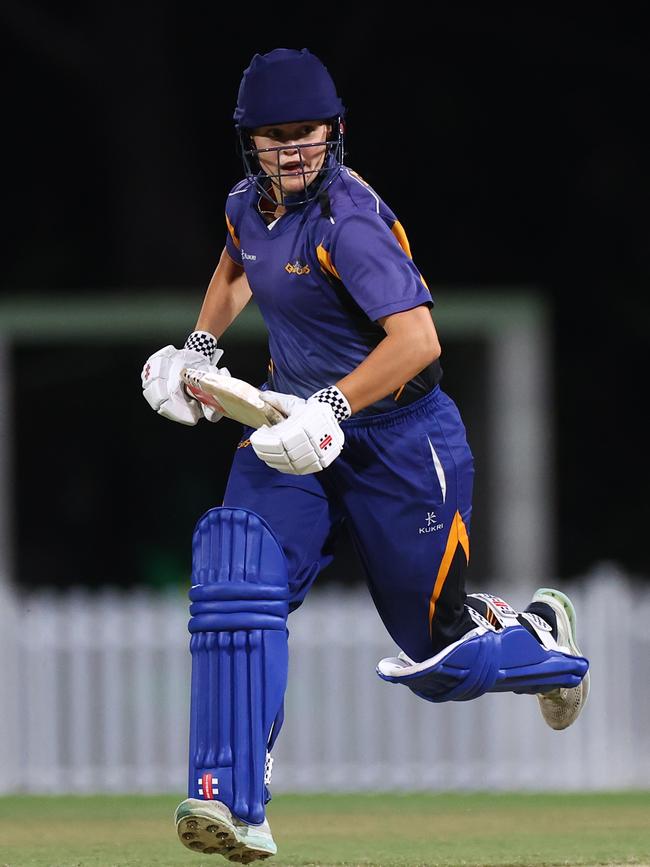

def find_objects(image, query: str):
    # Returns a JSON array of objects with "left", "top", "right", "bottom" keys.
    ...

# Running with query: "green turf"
[{"left": 0, "top": 792, "right": 649, "bottom": 866}]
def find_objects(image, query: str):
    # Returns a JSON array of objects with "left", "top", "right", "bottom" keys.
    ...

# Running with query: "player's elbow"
[
  {"left": 404, "top": 332, "right": 440, "bottom": 378},
  {"left": 382, "top": 306, "right": 441, "bottom": 367},
  {"left": 417, "top": 325, "right": 441, "bottom": 367},
  {"left": 401, "top": 325, "right": 440, "bottom": 373},
  {"left": 426, "top": 330, "right": 441, "bottom": 363},
  {"left": 408, "top": 307, "right": 441, "bottom": 365}
]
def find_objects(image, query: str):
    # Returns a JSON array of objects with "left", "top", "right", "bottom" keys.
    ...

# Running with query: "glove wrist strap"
[
  {"left": 184, "top": 330, "right": 218, "bottom": 362},
  {"left": 310, "top": 385, "right": 352, "bottom": 422}
]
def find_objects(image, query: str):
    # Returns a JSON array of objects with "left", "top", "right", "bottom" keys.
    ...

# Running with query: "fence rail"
[{"left": 0, "top": 569, "right": 647, "bottom": 793}]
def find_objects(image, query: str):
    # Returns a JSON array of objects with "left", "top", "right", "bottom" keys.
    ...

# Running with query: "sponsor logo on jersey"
[
  {"left": 198, "top": 773, "right": 218, "bottom": 799},
  {"left": 419, "top": 510, "right": 444, "bottom": 534},
  {"left": 285, "top": 259, "right": 311, "bottom": 275},
  {"left": 241, "top": 250, "right": 257, "bottom": 261},
  {"left": 237, "top": 438, "right": 251, "bottom": 449}
]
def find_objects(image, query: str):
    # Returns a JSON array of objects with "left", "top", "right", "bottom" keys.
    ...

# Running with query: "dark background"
[{"left": 3, "top": 5, "right": 648, "bottom": 588}]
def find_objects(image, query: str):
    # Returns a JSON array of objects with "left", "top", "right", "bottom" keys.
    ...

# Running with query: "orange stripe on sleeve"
[
  {"left": 428, "top": 511, "right": 470, "bottom": 636},
  {"left": 391, "top": 220, "right": 429, "bottom": 289},
  {"left": 316, "top": 243, "right": 341, "bottom": 280},
  {"left": 225, "top": 214, "right": 240, "bottom": 250},
  {"left": 391, "top": 220, "right": 413, "bottom": 258}
]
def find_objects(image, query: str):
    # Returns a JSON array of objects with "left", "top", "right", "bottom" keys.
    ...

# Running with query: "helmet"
[
  {"left": 234, "top": 48, "right": 346, "bottom": 206},
  {"left": 234, "top": 47, "right": 345, "bottom": 128}
]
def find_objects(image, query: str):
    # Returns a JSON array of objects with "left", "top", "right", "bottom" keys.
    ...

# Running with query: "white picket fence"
[{"left": 0, "top": 567, "right": 648, "bottom": 794}]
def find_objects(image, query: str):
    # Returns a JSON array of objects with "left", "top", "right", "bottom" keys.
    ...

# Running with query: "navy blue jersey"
[{"left": 224, "top": 165, "right": 441, "bottom": 416}]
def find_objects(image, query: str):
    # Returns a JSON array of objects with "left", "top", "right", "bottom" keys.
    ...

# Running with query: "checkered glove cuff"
[
  {"left": 184, "top": 330, "right": 218, "bottom": 361},
  {"left": 310, "top": 385, "right": 352, "bottom": 422}
]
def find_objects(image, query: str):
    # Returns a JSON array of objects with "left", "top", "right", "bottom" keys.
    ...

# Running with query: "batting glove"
[
  {"left": 250, "top": 386, "right": 351, "bottom": 474},
  {"left": 141, "top": 330, "right": 230, "bottom": 425}
]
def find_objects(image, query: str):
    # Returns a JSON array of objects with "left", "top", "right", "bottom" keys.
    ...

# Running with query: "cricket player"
[{"left": 141, "top": 48, "right": 590, "bottom": 863}]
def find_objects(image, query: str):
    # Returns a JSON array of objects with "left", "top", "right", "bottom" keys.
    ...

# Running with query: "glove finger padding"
[
  {"left": 141, "top": 345, "right": 227, "bottom": 426},
  {"left": 250, "top": 402, "right": 344, "bottom": 474},
  {"left": 141, "top": 345, "right": 175, "bottom": 405},
  {"left": 143, "top": 376, "right": 172, "bottom": 413},
  {"left": 158, "top": 391, "right": 203, "bottom": 426}
]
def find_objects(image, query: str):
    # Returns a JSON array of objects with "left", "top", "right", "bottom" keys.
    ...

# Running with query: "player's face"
[{"left": 251, "top": 120, "right": 330, "bottom": 198}]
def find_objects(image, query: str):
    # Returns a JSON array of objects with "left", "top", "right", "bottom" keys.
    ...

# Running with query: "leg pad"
[
  {"left": 188, "top": 507, "right": 289, "bottom": 824},
  {"left": 377, "top": 624, "right": 589, "bottom": 703}
]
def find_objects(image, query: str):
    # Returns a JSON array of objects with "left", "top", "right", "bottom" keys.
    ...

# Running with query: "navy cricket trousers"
[{"left": 223, "top": 385, "right": 476, "bottom": 662}]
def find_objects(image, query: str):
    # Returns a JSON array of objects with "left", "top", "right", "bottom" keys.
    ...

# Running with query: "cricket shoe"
[
  {"left": 175, "top": 798, "right": 276, "bottom": 862},
  {"left": 531, "top": 587, "right": 590, "bottom": 730}
]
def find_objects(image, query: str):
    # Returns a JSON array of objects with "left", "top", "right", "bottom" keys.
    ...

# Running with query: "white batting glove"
[
  {"left": 250, "top": 386, "right": 351, "bottom": 474},
  {"left": 141, "top": 331, "right": 229, "bottom": 426}
]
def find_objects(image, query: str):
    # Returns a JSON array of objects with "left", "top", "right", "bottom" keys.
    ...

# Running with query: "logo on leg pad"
[{"left": 198, "top": 773, "right": 219, "bottom": 799}]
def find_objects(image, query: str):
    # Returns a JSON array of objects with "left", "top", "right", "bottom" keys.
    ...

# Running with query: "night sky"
[{"left": 3, "top": 5, "right": 648, "bottom": 586}]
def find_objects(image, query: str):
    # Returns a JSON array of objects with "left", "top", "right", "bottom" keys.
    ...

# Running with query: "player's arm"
[
  {"left": 194, "top": 246, "right": 252, "bottom": 338},
  {"left": 334, "top": 306, "right": 440, "bottom": 414}
]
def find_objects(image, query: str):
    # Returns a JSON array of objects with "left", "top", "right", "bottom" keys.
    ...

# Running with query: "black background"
[{"left": 3, "top": 5, "right": 648, "bottom": 588}]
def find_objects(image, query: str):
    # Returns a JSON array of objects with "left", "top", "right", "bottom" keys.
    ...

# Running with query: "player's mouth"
[{"left": 281, "top": 162, "right": 307, "bottom": 174}]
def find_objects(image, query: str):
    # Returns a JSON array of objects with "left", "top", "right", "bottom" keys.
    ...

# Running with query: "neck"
[{"left": 258, "top": 184, "right": 286, "bottom": 223}]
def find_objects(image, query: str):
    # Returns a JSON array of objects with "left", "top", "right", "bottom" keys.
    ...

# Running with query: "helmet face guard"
[{"left": 237, "top": 117, "right": 345, "bottom": 207}]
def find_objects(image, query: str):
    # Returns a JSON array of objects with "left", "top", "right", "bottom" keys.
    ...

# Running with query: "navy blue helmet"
[{"left": 234, "top": 48, "right": 346, "bottom": 206}]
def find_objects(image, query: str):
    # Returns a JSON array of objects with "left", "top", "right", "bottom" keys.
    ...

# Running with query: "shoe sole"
[
  {"left": 532, "top": 587, "right": 590, "bottom": 729},
  {"left": 175, "top": 802, "right": 276, "bottom": 862}
]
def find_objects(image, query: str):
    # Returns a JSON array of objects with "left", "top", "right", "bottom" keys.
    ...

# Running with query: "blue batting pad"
[
  {"left": 187, "top": 507, "right": 289, "bottom": 824},
  {"left": 377, "top": 625, "right": 589, "bottom": 703}
]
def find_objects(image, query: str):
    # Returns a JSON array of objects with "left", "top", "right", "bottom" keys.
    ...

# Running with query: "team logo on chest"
[{"left": 285, "top": 259, "right": 311, "bottom": 275}]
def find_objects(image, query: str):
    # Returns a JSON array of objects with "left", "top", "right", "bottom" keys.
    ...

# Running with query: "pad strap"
[{"left": 467, "top": 592, "right": 556, "bottom": 649}]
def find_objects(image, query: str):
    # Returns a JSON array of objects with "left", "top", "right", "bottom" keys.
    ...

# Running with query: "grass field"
[{"left": 0, "top": 792, "right": 649, "bottom": 867}]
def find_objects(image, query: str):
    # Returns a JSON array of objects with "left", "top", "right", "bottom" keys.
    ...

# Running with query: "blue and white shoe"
[
  {"left": 531, "top": 587, "right": 590, "bottom": 730},
  {"left": 175, "top": 798, "right": 276, "bottom": 862}
]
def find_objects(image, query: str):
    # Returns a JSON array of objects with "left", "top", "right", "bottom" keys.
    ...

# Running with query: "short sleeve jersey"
[{"left": 224, "top": 165, "right": 441, "bottom": 417}]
